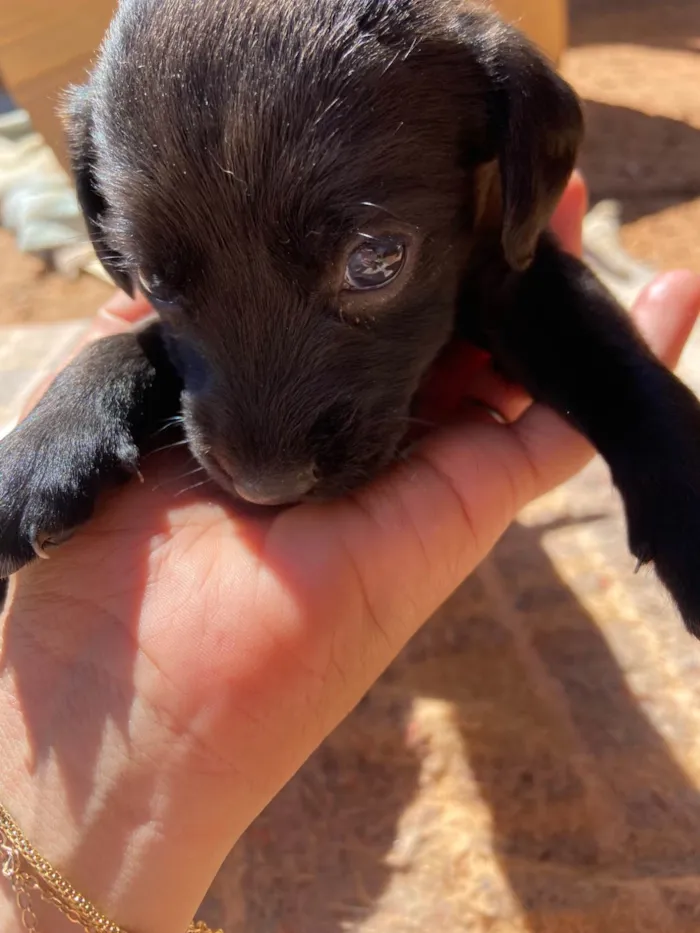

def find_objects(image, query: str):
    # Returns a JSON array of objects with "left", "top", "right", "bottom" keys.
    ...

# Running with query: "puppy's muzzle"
[{"left": 211, "top": 451, "right": 319, "bottom": 506}]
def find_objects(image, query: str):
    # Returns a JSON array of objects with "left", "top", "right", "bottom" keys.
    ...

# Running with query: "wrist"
[{"left": 0, "top": 591, "right": 240, "bottom": 933}]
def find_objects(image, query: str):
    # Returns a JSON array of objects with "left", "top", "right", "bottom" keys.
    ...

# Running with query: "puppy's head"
[{"left": 65, "top": 0, "right": 582, "bottom": 505}]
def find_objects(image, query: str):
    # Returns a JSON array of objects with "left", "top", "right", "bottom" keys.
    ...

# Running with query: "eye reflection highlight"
[{"left": 343, "top": 235, "right": 407, "bottom": 291}]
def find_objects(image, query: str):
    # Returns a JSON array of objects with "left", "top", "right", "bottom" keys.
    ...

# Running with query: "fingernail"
[
  {"left": 97, "top": 292, "right": 153, "bottom": 324},
  {"left": 643, "top": 270, "right": 700, "bottom": 309},
  {"left": 569, "top": 170, "right": 589, "bottom": 212},
  {"left": 461, "top": 399, "right": 508, "bottom": 425},
  {"left": 550, "top": 171, "right": 588, "bottom": 257}
]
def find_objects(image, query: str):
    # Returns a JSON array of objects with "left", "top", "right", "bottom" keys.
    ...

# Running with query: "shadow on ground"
[
  {"left": 569, "top": 0, "right": 699, "bottom": 52},
  {"left": 579, "top": 101, "right": 700, "bottom": 223}
]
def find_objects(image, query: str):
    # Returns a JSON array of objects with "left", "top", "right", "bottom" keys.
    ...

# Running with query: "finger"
[
  {"left": 98, "top": 289, "right": 154, "bottom": 325},
  {"left": 83, "top": 291, "right": 155, "bottom": 344},
  {"left": 633, "top": 271, "right": 700, "bottom": 364},
  {"left": 415, "top": 343, "right": 532, "bottom": 430},
  {"left": 459, "top": 364, "right": 532, "bottom": 423},
  {"left": 549, "top": 170, "right": 587, "bottom": 258}
]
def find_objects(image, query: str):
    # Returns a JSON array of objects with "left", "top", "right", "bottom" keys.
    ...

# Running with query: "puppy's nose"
[{"left": 233, "top": 465, "right": 318, "bottom": 506}]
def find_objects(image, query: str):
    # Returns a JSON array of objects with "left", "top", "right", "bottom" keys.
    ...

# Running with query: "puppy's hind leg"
[{"left": 478, "top": 234, "right": 700, "bottom": 637}]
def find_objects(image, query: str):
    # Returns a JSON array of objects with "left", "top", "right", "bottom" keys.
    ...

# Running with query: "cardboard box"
[
  {"left": 495, "top": 0, "right": 567, "bottom": 63},
  {"left": 0, "top": 0, "right": 116, "bottom": 167}
]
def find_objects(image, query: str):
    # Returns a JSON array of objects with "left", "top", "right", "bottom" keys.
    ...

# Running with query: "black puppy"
[{"left": 2, "top": 0, "right": 700, "bottom": 634}]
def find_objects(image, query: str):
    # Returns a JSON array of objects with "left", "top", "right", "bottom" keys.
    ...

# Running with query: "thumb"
[
  {"left": 87, "top": 291, "right": 155, "bottom": 341},
  {"left": 633, "top": 271, "right": 700, "bottom": 366},
  {"left": 550, "top": 170, "right": 587, "bottom": 258}
]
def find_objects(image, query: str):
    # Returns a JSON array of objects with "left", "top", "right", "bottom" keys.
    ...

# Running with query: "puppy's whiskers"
[
  {"left": 152, "top": 415, "right": 185, "bottom": 437},
  {"left": 153, "top": 461, "right": 206, "bottom": 493},
  {"left": 173, "top": 477, "right": 215, "bottom": 498},
  {"left": 178, "top": 463, "right": 207, "bottom": 481}
]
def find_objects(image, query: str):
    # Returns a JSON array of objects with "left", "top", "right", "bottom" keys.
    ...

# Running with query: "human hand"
[{"left": 2, "top": 173, "right": 699, "bottom": 933}]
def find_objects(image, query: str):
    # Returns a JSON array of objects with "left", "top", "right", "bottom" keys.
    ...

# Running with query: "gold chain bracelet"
[{"left": 0, "top": 803, "right": 222, "bottom": 933}]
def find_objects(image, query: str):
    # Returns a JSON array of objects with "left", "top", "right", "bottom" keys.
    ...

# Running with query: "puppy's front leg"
[
  {"left": 0, "top": 321, "right": 181, "bottom": 577},
  {"left": 479, "top": 234, "right": 700, "bottom": 635}
]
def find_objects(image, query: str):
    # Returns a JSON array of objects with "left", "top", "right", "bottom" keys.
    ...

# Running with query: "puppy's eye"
[
  {"left": 343, "top": 236, "right": 407, "bottom": 291},
  {"left": 136, "top": 270, "right": 179, "bottom": 309}
]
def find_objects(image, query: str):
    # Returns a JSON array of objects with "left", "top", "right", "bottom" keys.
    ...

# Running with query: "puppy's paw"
[
  {"left": 0, "top": 415, "right": 140, "bottom": 577},
  {"left": 624, "top": 474, "right": 700, "bottom": 638}
]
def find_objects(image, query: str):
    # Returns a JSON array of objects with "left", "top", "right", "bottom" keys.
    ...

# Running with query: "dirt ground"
[
  {"left": 0, "top": 229, "right": 111, "bottom": 324},
  {"left": 566, "top": 0, "right": 700, "bottom": 273},
  {"left": 2, "top": 2, "right": 700, "bottom": 932}
]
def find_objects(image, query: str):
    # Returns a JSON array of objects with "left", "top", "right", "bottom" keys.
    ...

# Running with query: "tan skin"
[{"left": 1, "top": 174, "right": 700, "bottom": 933}]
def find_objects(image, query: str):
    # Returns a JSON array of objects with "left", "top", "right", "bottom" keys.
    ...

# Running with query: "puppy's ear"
[
  {"left": 63, "top": 85, "right": 133, "bottom": 295},
  {"left": 475, "top": 20, "right": 584, "bottom": 271}
]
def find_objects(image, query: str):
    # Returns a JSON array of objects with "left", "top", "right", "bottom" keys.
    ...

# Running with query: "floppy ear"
[
  {"left": 475, "top": 20, "right": 584, "bottom": 271},
  {"left": 63, "top": 84, "right": 133, "bottom": 295}
]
